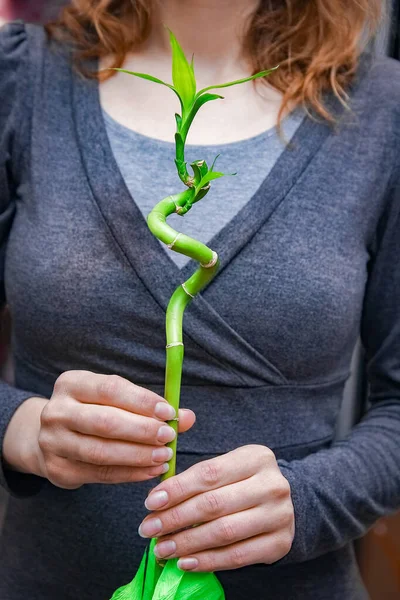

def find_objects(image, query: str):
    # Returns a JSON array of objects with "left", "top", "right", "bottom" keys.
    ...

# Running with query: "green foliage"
[
  {"left": 195, "top": 66, "right": 279, "bottom": 97},
  {"left": 110, "top": 540, "right": 225, "bottom": 600},
  {"left": 168, "top": 29, "right": 196, "bottom": 115},
  {"left": 110, "top": 30, "right": 278, "bottom": 190}
]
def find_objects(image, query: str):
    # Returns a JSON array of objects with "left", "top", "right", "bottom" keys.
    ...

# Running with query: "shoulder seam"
[{"left": 12, "top": 24, "right": 46, "bottom": 180}]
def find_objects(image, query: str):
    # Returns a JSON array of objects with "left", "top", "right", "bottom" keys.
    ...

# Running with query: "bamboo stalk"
[
  {"left": 146, "top": 192, "right": 220, "bottom": 481},
  {"left": 109, "top": 29, "right": 278, "bottom": 600}
]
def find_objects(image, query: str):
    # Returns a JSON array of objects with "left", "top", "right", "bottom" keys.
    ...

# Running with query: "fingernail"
[
  {"left": 152, "top": 447, "right": 174, "bottom": 463},
  {"left": 177, "top": 558, "right": 199, "bottom": 571},
  {"left": 157, "top": 425, "right": 176, "bottom": 443},
  {"left": 145, "top": 490, "right": 169, "bottom": 510},
  {"left": 155, "top": 402, "right": 176, "bottom": 420},
  {"left": 161, "top": 463, "right": 169, "bottom": 474},
  {"left": 138, "top": 517, "right": 162, "bottom": 538},
  {"left": 154, "top": 540, "right": 176, "bottom": 558}
]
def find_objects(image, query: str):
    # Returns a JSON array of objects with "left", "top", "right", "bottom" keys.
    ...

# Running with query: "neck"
[{"left": 146, "top": 0, "right": 260, "bottom": 78}]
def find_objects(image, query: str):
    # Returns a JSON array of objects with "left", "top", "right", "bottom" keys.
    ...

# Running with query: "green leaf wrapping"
[
  {"left": 110, "top": 541, "right": 225, "bottom": 600},
  {"left": 168, "top": 29, "right": 196, "bottom": 113}
]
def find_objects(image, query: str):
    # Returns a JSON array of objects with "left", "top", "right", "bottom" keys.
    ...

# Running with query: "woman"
[{"left": 0, "top": 0, "right": 399, "bottom": 598}]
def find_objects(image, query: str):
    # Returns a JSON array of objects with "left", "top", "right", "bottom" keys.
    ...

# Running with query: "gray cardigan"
[{"left": 0, "top": 22, "right": 399, "bottom": 600}]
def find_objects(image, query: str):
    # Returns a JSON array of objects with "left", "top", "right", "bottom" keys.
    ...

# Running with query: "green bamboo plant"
[{"left": 110, "top": 30, "right": 277, "bottom": 600}]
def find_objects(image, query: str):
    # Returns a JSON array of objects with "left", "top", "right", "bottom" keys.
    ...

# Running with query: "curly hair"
[{"left": 46, "top": 0, "right": 383, "bottom": 124}]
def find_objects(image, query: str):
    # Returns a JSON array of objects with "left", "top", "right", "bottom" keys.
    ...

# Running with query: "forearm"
[
  {"left": 278, "top": 399, "right": 400, "bottom": 564},
  {"left": 3, "top": 396, "right": 48, "bottom": 476}
]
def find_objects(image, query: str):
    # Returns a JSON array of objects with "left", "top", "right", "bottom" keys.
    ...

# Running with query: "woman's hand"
[
  {"left": 139, "top": 445, "right": 294, "bottom": 572},
  {"left": 3, "top": 370, "right": 195, "bottom": 489}
]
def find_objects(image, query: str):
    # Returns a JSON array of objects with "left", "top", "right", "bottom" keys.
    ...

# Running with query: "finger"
[
  {"left": 140, "top": 477, "right": 263, "bottom": 538},
  {"left": 175, "top": 531, "right": 288, "bottom": 573},
  {"left": 54, "top": 371, "right": 171, "bottom": 418},
  {"left": 145, "top": 446, "right": 275, "bottom": 509},
  {"left": 46, "top": 456, "right": 170, "bottom": 489},
  {"left": 177, "top": 409, "right": 196, "bottom": 433},
  {"left": 66, "top": 404, "right": 176, "bottom": 446},
  {"left": 54, "top": 431, "right": 174, "bottom": 467},
  {"left": 153, "top": 506, "right": 275, "bottom": 559}
]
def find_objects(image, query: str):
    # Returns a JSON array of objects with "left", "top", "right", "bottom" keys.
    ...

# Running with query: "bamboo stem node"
[
  {"left": 167, "top": 232, "right": 183, "bottom": 249},
  {"left": 165, "top": 342, "right": 184, "bottom": 348},
  {"left": 201, "top": 251, "right": 219, "bottom": 268},
  {"left": 181, "top": 282, "right": 195, "bottom": 298}
]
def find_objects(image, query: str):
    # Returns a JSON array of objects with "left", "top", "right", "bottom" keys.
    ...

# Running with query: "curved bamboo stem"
[{"left": 147, "top": 191, "right": 220, "bottom": 481}]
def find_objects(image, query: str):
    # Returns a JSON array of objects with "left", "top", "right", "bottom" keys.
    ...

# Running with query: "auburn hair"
[{"left": 46, "top": 0, "right": 383, "bottom": 125}]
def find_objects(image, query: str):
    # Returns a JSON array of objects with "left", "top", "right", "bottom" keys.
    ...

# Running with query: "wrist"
[{"left": 3, "top": 396, "right": 48, "bottom": 477}]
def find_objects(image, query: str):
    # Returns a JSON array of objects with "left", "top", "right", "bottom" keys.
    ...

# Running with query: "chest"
[
  {"left": 99, "top": 67, "right": 283, "bottom": 145},
  {"left": 3, "top": 73, "right": 392, "bottom": 388}
]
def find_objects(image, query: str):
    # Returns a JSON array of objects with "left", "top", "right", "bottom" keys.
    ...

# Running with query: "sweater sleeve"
[
  {"left": 277, "top": 169, "right": 400, "bottom": 564},
  {"left": 0, "top": 23, "right": 46, "bottom": 496}
]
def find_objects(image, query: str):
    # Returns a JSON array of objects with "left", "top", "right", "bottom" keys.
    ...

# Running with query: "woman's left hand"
[{"left": 138, "top": 445, "right": 295, "bottom": 572}]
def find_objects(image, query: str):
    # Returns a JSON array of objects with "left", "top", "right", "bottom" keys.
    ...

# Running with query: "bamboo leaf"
[
  {"left": 180, "top": 93, "right": 224, "bottom": 140},
  {"left": 108, "top": 68, "right": 171, "bottom": 88},
  {"left": 109, "top": 68, "right": 184, "bottom": 113},
  {"left": 195, "top": 170, "right": 235, "bottom": 193},
  {"left": 195, "top": 66, "right": 279, "bottom": 98},
  {"left": 210, "top": 154, "right": 221, "bottom": 172},
  {"left": 168, "top": 29, "right": 196, "bottom": 112}
]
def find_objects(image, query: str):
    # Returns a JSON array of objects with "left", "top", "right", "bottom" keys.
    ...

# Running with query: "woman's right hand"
[{"left": 2, "top": 370, "right": 196, "bottom": 489}]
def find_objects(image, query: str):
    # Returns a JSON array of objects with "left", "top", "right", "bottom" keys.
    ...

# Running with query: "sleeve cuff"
[{"left": 275, "top": 459, "right": 309, "bottom": 565}]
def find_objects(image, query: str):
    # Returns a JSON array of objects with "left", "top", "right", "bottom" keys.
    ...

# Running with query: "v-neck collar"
[{"left": 71, "top": 57, "right": 368, "bottom": 385}]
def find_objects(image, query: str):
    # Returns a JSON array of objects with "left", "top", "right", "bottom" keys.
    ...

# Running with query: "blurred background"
[{"left": 0, "top": 1, "right": 399, "bottom": 598}]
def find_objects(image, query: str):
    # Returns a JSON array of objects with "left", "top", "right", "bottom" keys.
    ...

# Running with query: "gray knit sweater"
[
  {"left": 0, "top": 22, "right": 400, "bottom": 600},
  {"left": 102, "top": 107, "right": 304, "bottom": 268}
]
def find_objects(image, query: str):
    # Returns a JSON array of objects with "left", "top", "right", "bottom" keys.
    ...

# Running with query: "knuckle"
[
  {"left": 200, "top": 491, "right": 223, "bottom": 517},
  {"left": 46, "top": 459, "right": 75, "bottom": 488},
  {"left": 271, "top": 476, "right": 291, "bottom": 501},
  {"left": 180, "top": 528, "right": 194, "bottom": 553},
  {"left": 216, "top": 518, "right": 236, "bottom": 545},
  {"left": 168, "top": 477, "right": 187, "bottom": 500},
  {"left": 140, "top": 418, "right": 154, "bottom": 441},
  {"left": 40, "top": 400, "right": 71, "bottom": 431},
  {"left": 53, "top": 371, "right": 73, "bottom": 394},
  {"left": 45, "top": 458, "right": 59, "bottom": 481},
  {"left": 40, "top": 404, "right": 57, "bottom": 428},
  {"left": 278, "top": 504, "right": 294, "bottom": 528},
  {"left": 135, "top": 389, "right": 154, "bottom": 415},
  {"left": 168, "top": 507, "right": 182, "bottom": 531},
  {"left": 92, "top": 411, "right": 116, "bottom": 437},
  {"left": 231, "top": 546, "right": 246, "bottom": 568},
  {"left": 86, "top": 442, "right": 107, "bottom": 465},
  {"left": 202, "top": 553, "right": 217, "bottom": 572},
  {"left": 97, "top": 465, "right": 116, "bottom": 483},
  {"left": 275, "top": 532, "right": 293, "bottom": 559},
  {"left": 199, "top": 461, "right": 220, "bottom": 487},
  {"left": 255, "top": 444, "right": 275, "bottom": 465},
  {"left": 98, "top": 374, "right": 124, "bottom": 400},
  {"left": 279, "top": 477, "right": 292, "bottom": 498},
  {"left": 38, "top": 431, "right": 53, "bottom": 453},
  {"left": 43, "top": 455, "right": 83, "bottom": 489},
  {"left": 132, "top": 446, "right": 149, "bottom": 467}
]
